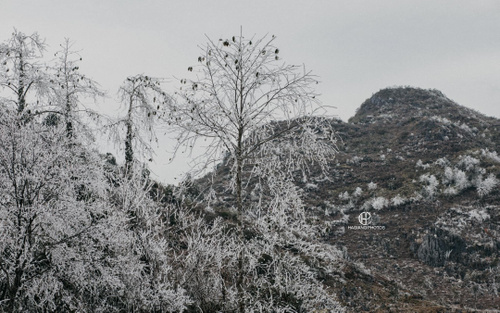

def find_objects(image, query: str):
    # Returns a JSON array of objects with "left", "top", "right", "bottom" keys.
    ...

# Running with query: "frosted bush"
[
  {"left": 476, "top": 174, "right": 499, "bottom": 197},
  {"left": 368, "top": 181, "right": 377, "bottom": 190},
  {"left": 420, "top": 174, "right": 439, "bottom": 198},
  {"left": 458, "top": 155, "right": 480, "bottom": 171},
  {"left": 481, "top": 149, "right": 500, "bottom": 163},
  {"left": 459, "top": 123, "right": 473, "bottom": 133},
  {"left": 430, "top": 115, "right": 452, "bottom": 125},
  {"left": 331, "top": 211, "right": 350, "bottom": 225},
  {"left": 468, "top": 208, "right": 490, "bottom": 222},
  {"left": 416, "top": 159, "right": 430, "bottom": 169},
  {"left": 410, "top": 192, "right": 423, "bottom": 202},
  {"left": 371, "top": 197, "right": 389, "bottom": 210},
  {"left": 391, "top": 194, "right": 406, "bottom": 207},
  {"left": 349, "top": 155, "right": 363, "bottom": 164},
  {"left": 443, "top": 187, "right": 458, "bottom": 196},
  {"left": 443, "top": 167, "right": 469, "bottom": 192},
  {"left": 454, "top": 169, "right": 469, "bottom": 191},
  {"left": 353, "top": 187, "right": 363, "bottom": 197},
  {"left": 443, "top": 167, "right": 454, "bottom": 184},
  {"left": 435, "top": 157, "right": 450, "bottom": 167},
  {"left": 361, "top": 200, "right": 371, "bottom": 211},
  {"left": 338, "top": 191, "right": 350, "bottom": 201}
]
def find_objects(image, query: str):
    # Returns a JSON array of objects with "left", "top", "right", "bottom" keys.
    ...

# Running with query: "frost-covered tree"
[
  {"left": 0, "top": 104, "right": 188, "bottom": 312},
  {"left": 0, "top": 29, "right": 48, "bottom": 115},
  {"left": 115, "top": 74, "right": 170, "bottom": 175},
  {"left": 0, "top": 30, "right": 192, "bottom": 313},
  {"left": 166, "top": 32, "right": 342, "bottom": 312},
  {"left": 168, "top": 32, "right": 336, "bottom": 211},
  {"left": 48, "top": 39, "right": 104, "bottom": 138},
  {"left": 0, "top": 109, "right": 108, "bottom": 312}
]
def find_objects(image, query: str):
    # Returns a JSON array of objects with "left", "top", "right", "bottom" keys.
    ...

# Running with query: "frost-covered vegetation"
[
  {"left": 0, "top": 30, "right": 345, "bottom": 312},
  {"left": 2, "top": 30, "right": 500, "bottom": 312}
]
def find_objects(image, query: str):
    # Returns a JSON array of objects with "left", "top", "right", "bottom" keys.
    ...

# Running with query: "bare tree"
[
  {"left": 170, "top": 32, "right": 336, "bottom": 211},
  {"left": 167, "top": 32, "right": 340, "bottom": 312}
]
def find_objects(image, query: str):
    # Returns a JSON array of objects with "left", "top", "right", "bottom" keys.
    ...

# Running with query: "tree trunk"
[
  {"left": 65, "top": 93, "right": 73, "bottom": 138},
  {"left": 6, "top": 265, "right": 23, "bottom": 313},
  {"left": 17, "top": 55, "right": 26, "bottom": 115},
  {"left": 124, "top": 95, "right": 134, "bottom": 177},
  {"left": 125, "top": 120, "right": 133, "bottom": 176},
  {"left": 236, "top": 126, "right": 245, "bottom": 313}
]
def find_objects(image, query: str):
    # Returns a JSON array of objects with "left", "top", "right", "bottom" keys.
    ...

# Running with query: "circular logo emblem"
[{"left": 358, "top": 212, "right": 372, "bottom": 225}]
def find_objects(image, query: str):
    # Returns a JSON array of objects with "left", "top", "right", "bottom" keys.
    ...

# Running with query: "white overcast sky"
[{"left": 2, "top": 0, "right": 500, "bottom": 184}]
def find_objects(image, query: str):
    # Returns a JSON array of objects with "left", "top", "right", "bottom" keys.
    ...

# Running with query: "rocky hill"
[
  {"left": 197, "top": 87, "right": 500, "bottom": 312},
  {"left": 304, "top": 87, "right": 500, "bottom": 312}
]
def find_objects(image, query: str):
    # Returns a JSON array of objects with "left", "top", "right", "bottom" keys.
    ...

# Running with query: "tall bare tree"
[{"left": 167, "top": 32, "right": 340, "bottom": 312}]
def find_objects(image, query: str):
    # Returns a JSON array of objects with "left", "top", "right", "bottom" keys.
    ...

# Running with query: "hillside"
[
  {"left": 309, "top": 87, "right": 500, "bottom": 312},
  {"left": 202, "top": 87, "right": 500, "bottom": 312}
]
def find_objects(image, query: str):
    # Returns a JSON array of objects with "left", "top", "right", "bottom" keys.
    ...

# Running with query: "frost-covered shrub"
[
  {"left": 323, "top": 201, "right": 340, "bottom": 215},
  {"left": 353, "top": 187, "right": 363, "bottom": 198},
  {"left": 458, "top": 155, "right": 480, "bottom": 171},
  {"left": 361, "top": 200, "right": 371, "bottom": 211},
  {"left": 410, "top": 192, "right": 423, "bottom": 202},
  {"left": 416, "top": 159, "right": 431, "bottom": 169},
  {"left": 368, "top": 182, "right": 377, "bottom": 190},
  {"left": 420, "top": 174, "right": 439, "bottom": 198},
  {"left": 443, "top": 187, "right": 458, "bottom": 196},
  {"left": 481, "top": 149, "right": 500, "bottom": 163},
  {"left": 348, "top": 155, "right": 363, "bottom": 164},
  {"left": 476, "top": 173, "right": 499, "bottom": 197},
  {"left": 454, "top": 169, "right": 470, "bottom": 190},
  {"left": 338, "top": 191, "right": 350, "bottom": 201},
  {"left": 443, "top": 167, "right": 454, "bottom": 184},
  {"left": 371, "top": 197, "right": 389, "bottom": 210},
  {"left": 459, "top": 122, "right": 473, "bottom": 133},
  {"left": 442, "top": 166, "right": 470, "bottom": 193},
  {"left": 435, "top": 157, "right": 450, "bottom": 167},
  {"left": 468, "top": 208, "right": 490, "bottom": 222},
  {"left": 391, "top": 194, "right": 407, "bottom": 207},
  {"left": 429, "top": 115, "right": 452, "bottom": 125}
]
